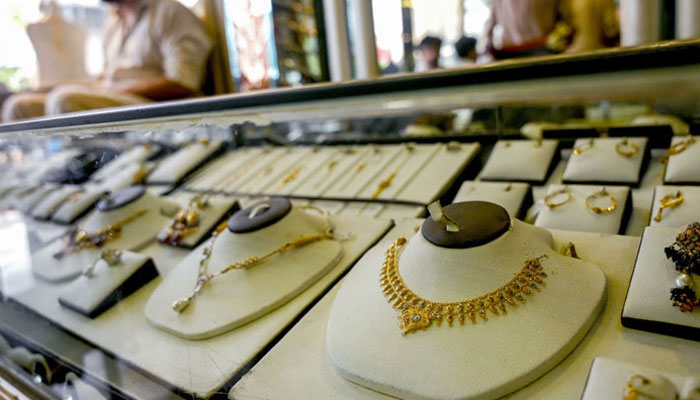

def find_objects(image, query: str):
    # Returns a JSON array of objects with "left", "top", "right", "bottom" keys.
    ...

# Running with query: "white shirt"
[{"left": 102, "top": 0, "right": 212, "bottom": 92}]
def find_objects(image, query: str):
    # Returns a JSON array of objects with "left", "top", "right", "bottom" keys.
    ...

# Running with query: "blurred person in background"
[
  {"left": 483, "top": 0, "right": 559, "bottom": 60},
  {"left": 2, "top": 0, "right": 212, "bottom": 122},
  {"left": 454, "top": 36, "right": 478, "bottom": 66},
  {"left": 415, "top": 35, "right": 443, "bottom": 72}
]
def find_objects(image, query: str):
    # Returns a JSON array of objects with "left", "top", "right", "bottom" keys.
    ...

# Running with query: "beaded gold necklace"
[{"left": 380, "top": 237, "right": 548, "bottom": 335}]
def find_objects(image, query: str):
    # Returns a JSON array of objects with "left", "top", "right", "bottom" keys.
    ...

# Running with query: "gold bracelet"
[
  {"left": 585, "top": 188, "right": 617, "bottom": 214},
  {"left": 572, "top": 139, "right": 594, "bottom": 155},
  {"left": 543, "top": 187, "right": 572, "bottom": 209},
  {"left": 615, "top": 139, "right": 639, "bottom": 158},
  {"left": 654, "top": 191, "right": 683, "bottom": 222}
]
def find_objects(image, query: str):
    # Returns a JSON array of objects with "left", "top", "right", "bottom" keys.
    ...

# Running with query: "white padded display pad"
[
  {"left": 34, "top": 191, "right": 177, "bottom": 281},
  {"left": 293, "top": 147, "right": 372, "bottom": 198},
  {"left": 183, "top": 147, "right": 270, "bottom": 192},
  {"left": 649, "top": 186, "right": 700, "bottom": 227},
  {"left": 146, "top": 141, "right": 222, "bottom": 184},
  {"left": 145, "top": 207, "right": 343, "bottom": 339},
  {"left": 237, "top": 147, "right": 313, "bottom": 195},
  {"left": 563, "top": 137, "right": 648, "bottom": 184},
  {"left": 229, "top": 227, "right": 700, "bottom": 400},
  {"left": 480, "top": 139, "right": 558, "bottom": 182},
  {"left": 51, "top": 186, "right": 108, "bottom": 224},
  {"left": 534, "top": 184, "right": 630, "bottom": 234},
  {"left": 664, "top": 136, "right": 700, "bottom": 183},
  {"left": 326, "top": 220, "right": 605, "bottom": 400},
  {"left": 581, "top": 357, "right": 700, "bottom": 400},
  {"left": 16, "top": 185, "right": 59, "bottom": 213},
  {"left": 58, "top": 250, "right": 153, "bottom": 315},
  {"left": 31, "top": 185, "right": 82, "bottom": 220},
  {"left": 622, "top": 226, "right": 700, "bottom": 334},
  {"left": 453, "top": 181, "right": 529, "bottom": 217},
  {"left": 156, "top": 194, "right": 237, "bottom": 248},
  {"left": 5, "top": 215, "right": 391, "bottom": 398},
  {"left": 92, "top": 144, "right": 157, "bottom": 182}
]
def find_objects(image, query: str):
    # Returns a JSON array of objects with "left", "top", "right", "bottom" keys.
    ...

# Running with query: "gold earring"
[
  {"left": 654, "top": 191, "right": 683, "bottom": 222},
  {"left": 585, "top": 188, "right": 618, "bottom": 214},
  {"left": 573, "top": 139, "right": 594, "bottom": 155},
  {"left": 615, "top": 139, "right": 639, "bottom": 158},
  {"left": 544, "top": 187, "right": 572, "bottom": 209}
]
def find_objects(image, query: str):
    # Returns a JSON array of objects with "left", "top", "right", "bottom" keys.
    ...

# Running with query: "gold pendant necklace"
[
  {"left": 380, "top": 237, "right": 548, "bottom": 335},
  {"left": 161, "top": 195, "right": 209, "bottom": 245},
  {"left": 172, "top": 207, "right": 335, "bottom": 313},
  {"left": 53, "top": 209, "right": 148, "bottom": 259},
  {"left": 371, "top": 146, "right": 414, "bottom": 199}
]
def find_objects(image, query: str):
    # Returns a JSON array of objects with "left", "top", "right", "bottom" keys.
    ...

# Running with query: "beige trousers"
[{"left": 1, "top": 84, "right": 150, "bottom": 122}]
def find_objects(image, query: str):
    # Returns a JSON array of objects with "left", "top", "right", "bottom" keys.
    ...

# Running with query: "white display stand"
[
  {"left": 58, "top": 250, "right": 157, "bottom": 318},
  {"left": 183, "top": 148, "right": 266, "bottom": 192},
  {"left": 325, "top": 145, "right": 404, "bottom": 199},
  {"left": 156, "top": 194, "right": 238, "bottom": 248},
  {"left": 648, "top": 185, "right": 700, "bottom": 227},
  {"left": 92, "top": 144, "right": 158, "bottom": 182},
  {"left": 146, "top": 141, "right": 222, "bottom": 184},
  {"left": 267, "top": 148, "right": 338, "bottom": 196},
  {"left": 96, "top": 162, "right": 154, "bottom": 192},
  {"left": 294, "top": 147, "right": 372, "bottom": 198},
  {"left": 326, "top": 219, "right": 605, "bottom": 400},
  {"left": 51, "top": 186, "right": 109, "bottom": 224},
  {"left": 622, "top": 226, "right": 700, "bottom": 341},
  {"left": 453, "top": 181, "right": 530, "bottom": 217},
  {"left": 563, "top": 137, "right": 648, "bottom": 185},
  {"left": 581, "top": 358, "right": 700, "bottom": 400},
  {"left": 34, "top": 190, "right": 177, "bottom": 282},
  {"left": 6, "top": 215, "right": 391, "bottom": 398},
  {"left": 664, "top": 136, "right": 700, "bottom": 183},
  {"left": 146, "top": 206, "right": 342, "bottom": 339},
  {"left": 237, "top": 147, "right": 314, "bottom": 195},
  {"left": 229, "top": 226, "right": 700, "bottom": 400},
  {"left": 480, "top": 139, "right": 558, "bottom": 183},
  {"left": 16, "top": 185, "right": 59, "bottom": 214},
  {"left": 31, "top": 185, "right": 83, "bottom": 220},
  {"left": 3, "top": 185, "right": 41, "bottom": 210},
  {"left": 534, "top": 184, "right": 631, "bottom": 234}
]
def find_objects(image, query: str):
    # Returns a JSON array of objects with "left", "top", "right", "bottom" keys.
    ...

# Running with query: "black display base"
[{"left": 58, "top": 258, "right": 159, "bottom": 319}]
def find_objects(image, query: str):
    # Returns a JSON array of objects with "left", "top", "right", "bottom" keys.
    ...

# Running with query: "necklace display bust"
[{"left": 326, "top": 201, "right": 606, "bottom": 400}]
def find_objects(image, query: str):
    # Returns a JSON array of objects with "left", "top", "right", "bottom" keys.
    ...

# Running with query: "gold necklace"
[
  {"left": 371, "top": 146, "right": 414, "bottom": 199},
  {"left": 380, "top": 237, "right": 548, "bottom": 335},
  {"left": 160, "top": 195, "right": 209, "bottom": 245},
  {"left": 53, "top": 209, "right": 148, "bottom": 259},
  {"left": 172, "top": 208, "right": 335, "bottom": 313}
]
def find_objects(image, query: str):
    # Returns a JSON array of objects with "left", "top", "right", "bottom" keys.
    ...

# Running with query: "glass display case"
[{"left": 0, "top": 41, "right": 700, "bottom": 400}]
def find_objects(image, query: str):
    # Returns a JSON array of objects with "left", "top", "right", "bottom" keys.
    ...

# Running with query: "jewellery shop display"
[
  {"left": 82, "top": 248, "right": 123, "bottom": 278},
  {"left": 664, "top": 222, "right": 700, "bottom": 312},
  {"left": 663, "top": 137, "right": 696, "bottom": 163},
  {"left": 380, "top": 237, "right": 548, "bottom": 335},
  {"left": 544, "top": 187, "right": 572, "bottom": 209},
  {"left": 615, "top": 139, "right": 640, "bottom": 158},
  {"left": 160, "top": 195, "right": 208, "bottom": 245},
  {"left": 171, "top": 207, "right": 336, "bottom": 313},
  {"left": 585, "top": 188, "right": 617, "bottom": 214},
  {"left": 573, "top": 139, "right": 594, "bottom": 155},
  {"left": 654, "top": 191, "right": 684, "bottom": 223},
  {"left": 53, "top": 210, "right": 147, "bottom": 259}
]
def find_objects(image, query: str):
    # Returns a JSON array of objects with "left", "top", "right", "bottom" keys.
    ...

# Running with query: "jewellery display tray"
[
  {"left": 562, "top": 137, "right": 650, "bottom": 187},
  {"left": 534, "top": 184, "right": 633, "bottom": 235},
  {"left": 145, "top": 141, "right": 225, "bottom": 186},
  {"left": 4, "top": 214, "right": 391, "bottom": 398},
  {"left": 453, "top": 181, "right": 531, "bottom": 219},
  {"left": 58, "top": 250, "right": 158, "bottom": 319},
  {"left": 581, "top": 357, "right": 700, "bottom": 400},
  {"left": 663, "top": 135, "right": 700, "bottom": 184},
  {"left": 479, "top": 139, "right": 560, "bottom": 184},
  {"left": 230, "top": 222, "right": 700, "bottom": 400},
  {"left": 622, "top": 226, "right": 700, "bottom": 341}
]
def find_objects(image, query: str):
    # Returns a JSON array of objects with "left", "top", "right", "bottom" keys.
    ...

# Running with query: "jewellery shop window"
[{"left": 1, "top": 48, "right": 700, "bottom": 400}]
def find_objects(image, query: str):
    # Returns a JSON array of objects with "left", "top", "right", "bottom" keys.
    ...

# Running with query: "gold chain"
[
  {"left": 172, "top": 208, "right": 335, "bottom": 313},
  {"left": 371, "top": 147, "right": 414, "bottom": 199},
  {"left": 380, "top": 237, "right": 548, "bottom": 335},
  {"left": 53, "top": 209, "right": 148, "bottom": 259}
]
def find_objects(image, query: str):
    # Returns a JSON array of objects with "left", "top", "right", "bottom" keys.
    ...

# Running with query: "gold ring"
[
  {"left": 585, "top": 188, "right": 617, "bottom": 214},
  {"left": 654, "top": 191, "right": 683, "bottom": 222},
  {"left": 544, "top": 188, "right": 572, "bottom": 209},
  {"left": 572, "top": 139, "right": 594, "bottom": 155},
  {"left": 662, "top": 137, "right": 696, "bottom": 163},
  {"left": 615, "top": 139, "right": 639, "bottom": 158}
]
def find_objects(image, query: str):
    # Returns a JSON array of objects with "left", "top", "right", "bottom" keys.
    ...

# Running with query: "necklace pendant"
[{"left": 399, "top": 307, "right": 431, "bottom": 335}]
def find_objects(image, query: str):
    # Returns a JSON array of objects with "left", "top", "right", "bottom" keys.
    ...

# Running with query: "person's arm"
[
  {"left": 482, "top": 3, "right": 498, "bottom": 56},
  {"left": 120, "top": 77, "right": 196, "bottom": 101}
]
